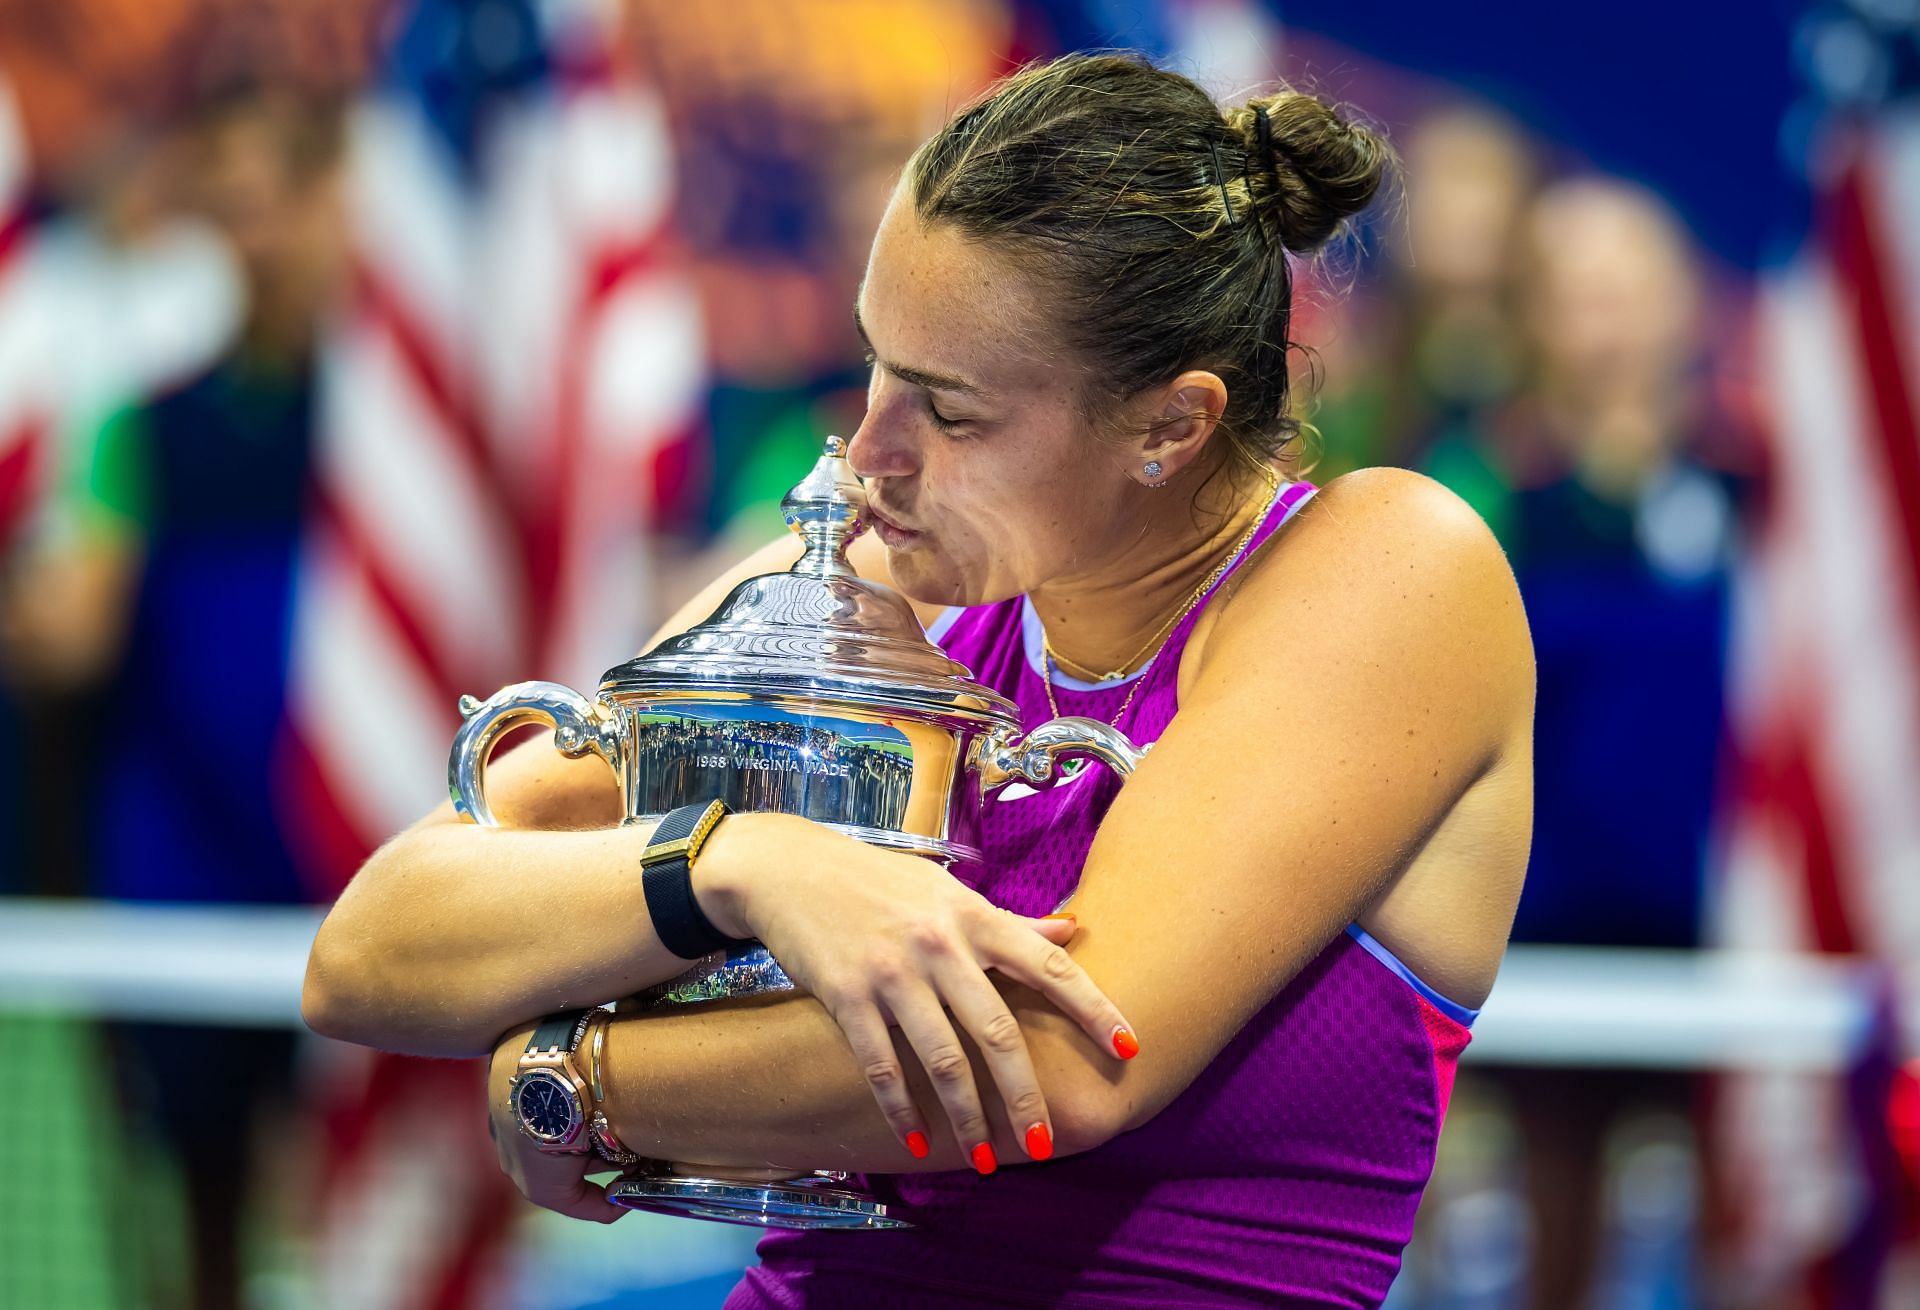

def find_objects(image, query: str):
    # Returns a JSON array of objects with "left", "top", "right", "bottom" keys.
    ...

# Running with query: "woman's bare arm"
[
  {"left": 489, "top": 468, "right": 1535, "bottom": 1170},
  {"left": 302, "top": 535, "right": 811, "bottom": 1055},
  {"left": 300, "top": 531, "right": 959, "bottom": 1057}
]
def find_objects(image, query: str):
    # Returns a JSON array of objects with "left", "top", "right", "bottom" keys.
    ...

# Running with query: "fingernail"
[
  {"left": 1111, "top": 1025, "right": 1140, "bottom": 1060},
  {"left": 905, "top": 1130, "right": 930, "bottom": 1159},
  {"left": 970, "top": 1141, "right": 997, "bottom": 1175},
  {"left": 1043, "top": 912, "right": 1076, "bottom": 923},
  {"left": 1024, "top": 1122, "right": 1054, "bottom": 1161}
]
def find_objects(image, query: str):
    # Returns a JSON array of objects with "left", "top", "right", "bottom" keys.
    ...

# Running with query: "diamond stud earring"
[{"left": 1143, "top": 460, "right": 1164, "bottom": 481}]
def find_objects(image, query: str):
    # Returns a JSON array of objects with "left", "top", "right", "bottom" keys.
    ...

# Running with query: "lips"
[{"left": 868, "top": 503, "right": 921, "bottom": 542}]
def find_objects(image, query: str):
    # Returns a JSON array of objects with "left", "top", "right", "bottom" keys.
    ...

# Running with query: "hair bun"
[{"left": 1229, "top": 91, "right": 1395, "bottom": 254}]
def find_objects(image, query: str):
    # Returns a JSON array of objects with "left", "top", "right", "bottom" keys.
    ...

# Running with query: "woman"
[{"left": 305, "top": 54, "right": 1533, "bottom": 1308}]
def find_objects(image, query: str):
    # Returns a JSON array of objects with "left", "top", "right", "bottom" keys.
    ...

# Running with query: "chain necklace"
[
  {"left": 1045, "top": 585, "right": 1189, "bottom": 684},
  {"left": 1041, "top": 470, "right": 1283, "bottom": 729}
]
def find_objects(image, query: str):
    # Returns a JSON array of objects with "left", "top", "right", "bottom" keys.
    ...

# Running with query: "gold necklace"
[
  {"left": 1042, "top": 471, "right": 1283, "bottom": 729},
  {"left": 1046, "top": 597, "right": 1188, "bottom": 684}
]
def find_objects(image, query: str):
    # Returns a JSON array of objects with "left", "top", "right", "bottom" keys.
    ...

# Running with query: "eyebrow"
[{"left": 852, "top": 302, "right": 988, "bottom": 398}]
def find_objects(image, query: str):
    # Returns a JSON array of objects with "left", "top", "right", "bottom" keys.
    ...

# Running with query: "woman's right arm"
[
  {"left": 298, "top": 528, "right": 973, "bottom": 1058},
  {"left": 301, "top": 526, "right": 1136, "bottom": 1160},
  {"left": 300, "top": 801, "right": 673, "bottom": 1058},
  {"left": 300, "top": 534, "right": 814, "bottom": 1057}
]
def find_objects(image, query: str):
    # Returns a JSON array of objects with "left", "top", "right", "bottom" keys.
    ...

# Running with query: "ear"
[{"left": 1125, "top": 371, "right": 1230, "bottom": 487}]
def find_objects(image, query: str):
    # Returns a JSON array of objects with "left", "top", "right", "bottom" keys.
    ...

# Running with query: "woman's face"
[{"left": 846, "top": 188, "right": 1142, "bottom": 607}]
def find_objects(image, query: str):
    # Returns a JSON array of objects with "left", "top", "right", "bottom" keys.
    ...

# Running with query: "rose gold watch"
[{"left": 508, "top": 1011, "right": 597, "bottom": 1154}]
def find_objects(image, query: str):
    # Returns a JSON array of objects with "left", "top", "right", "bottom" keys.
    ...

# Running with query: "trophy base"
[{"left": 607, "top": 1172, "right": 912, "bottom": 1230}]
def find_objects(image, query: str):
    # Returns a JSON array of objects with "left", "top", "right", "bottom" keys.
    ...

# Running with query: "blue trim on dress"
[{"left": 1345, "top": 924, "right": 1482, "bottom": 1027}]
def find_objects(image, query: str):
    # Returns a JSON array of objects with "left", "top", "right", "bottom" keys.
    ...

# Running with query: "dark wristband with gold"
[{"left": 642, "top": 800, "right": 749, "bottom": 959}]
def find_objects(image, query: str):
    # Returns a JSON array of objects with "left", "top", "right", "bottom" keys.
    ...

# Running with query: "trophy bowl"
[{"left": 450, "top": 436, "right": 1146, "bottom": 1229}]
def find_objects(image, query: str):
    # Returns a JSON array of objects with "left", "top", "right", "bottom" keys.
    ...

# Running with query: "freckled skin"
[
  {"left": 848, "top": 197, "right": 1536, "bottom": 1009},
  {"left": 850, "top": 192, "right": 1131, "bottom": 603},
  {"left": 306, "top": 93, "right": 1537, "bottom": 1239},
  {"left": 847, "top": 186, "right": 1271, "bottom": 675}
]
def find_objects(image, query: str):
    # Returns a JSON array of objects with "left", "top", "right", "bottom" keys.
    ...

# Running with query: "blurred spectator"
[
  {"left": 1305, "top": 102, "right": 1537, "bottom": 521},
  {"left": 1306, "top": 124, "right": 1755, "bottom": 1309},
  {"left": 69, "top": 84, "right": 345, "bottom": 1310},
  {"left": 85, "top": 84, "right": 343, "bottom": 896},
  {"left": 0, "top": 127, "right": 241, "bottom": 896},
  {"left": 1502, "top": 177, "right": 1751, "bottom": 947},
  {"left": 623, "top": 0, "right": 1006, "bottom": 569},
  {"left": 1467, "top": 176, "right": 1757, "bottom": 1309}
]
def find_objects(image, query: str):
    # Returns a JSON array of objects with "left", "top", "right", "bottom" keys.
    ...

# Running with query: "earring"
[{"left": 1143, "top": 460, "right": 1164, "bottom": 483}]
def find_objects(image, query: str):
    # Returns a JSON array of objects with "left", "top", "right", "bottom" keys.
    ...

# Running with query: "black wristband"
[{"left": 643, "top": 802, "right": 749, "bottom": 959}]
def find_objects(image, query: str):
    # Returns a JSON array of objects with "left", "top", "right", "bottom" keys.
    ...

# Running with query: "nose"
[{"left": 845, "top": 390, "right": 920, "bottom": 482}]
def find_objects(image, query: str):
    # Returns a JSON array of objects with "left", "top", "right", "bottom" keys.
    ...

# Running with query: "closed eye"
[{"left": 863, "top": 349, "right": 970, "bottom": 435}]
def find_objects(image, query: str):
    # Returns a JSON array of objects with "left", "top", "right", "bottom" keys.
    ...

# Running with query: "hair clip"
[{"left": 1208, "top": 141, "right": 1237, "bottom": 228}]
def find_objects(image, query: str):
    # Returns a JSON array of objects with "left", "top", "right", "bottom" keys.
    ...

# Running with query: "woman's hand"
[
  {"left": 693, "top": 814, "right": 1138, "bottom": 1170},
  {"left": 486, "top": 1025, "right": 628, "bottom": 1224}
]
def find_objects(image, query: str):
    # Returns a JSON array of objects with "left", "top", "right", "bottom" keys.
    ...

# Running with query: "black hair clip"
[{"left": 1208, "top": 140, "right": 1237, "bottom": 228}]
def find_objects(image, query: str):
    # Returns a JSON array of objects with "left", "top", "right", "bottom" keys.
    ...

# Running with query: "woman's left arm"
[{"left": 491, "top": 469, "right": 1535, "bottom": 1180}]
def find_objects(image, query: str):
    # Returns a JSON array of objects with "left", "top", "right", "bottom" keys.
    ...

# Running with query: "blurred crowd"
[{"left": 0, "top": 1, "right": 1911, "bottom": 1309}]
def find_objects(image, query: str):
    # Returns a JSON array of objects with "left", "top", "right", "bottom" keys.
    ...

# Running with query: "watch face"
[{"left": 514, "top": 1071, "right": 579, "bottom": 1143}]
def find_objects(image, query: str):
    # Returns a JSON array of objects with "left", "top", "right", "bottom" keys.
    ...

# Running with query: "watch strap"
[
  {"left": 526, "top": 1009, "right": 593, "bottom": 1057},
  {"left": 643, "top": 801, "right": 749, "bottom": 960}
]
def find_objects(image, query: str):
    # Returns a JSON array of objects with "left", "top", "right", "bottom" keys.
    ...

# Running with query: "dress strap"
[{"left": 1158, "top": 480, "right": 1318, "bottom": 654}]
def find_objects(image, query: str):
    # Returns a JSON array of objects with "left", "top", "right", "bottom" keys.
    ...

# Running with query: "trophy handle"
[
  {"left": 977, "top": 716, "right": 1148, "bottom": 796},
  {"left": 450, "top": 681, "right": 623, "bottom": 826}
]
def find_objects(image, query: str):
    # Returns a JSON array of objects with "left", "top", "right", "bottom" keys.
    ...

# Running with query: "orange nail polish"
[
  {"left": 1043, "top": 912, "right": 1076, "bottom": 923},
  {"left": 1024, "top": 1122, "right": 1054, "bottom": 1161},
  {"left": 905, "top": 1130, "right": 930, "bottom": 1159},
  {"left": 1111, "top": 1025, "right": 1140, "bottom": 1060},
  {"left": 970, "top": 1141, "right": 998, "bottom": 1175}
]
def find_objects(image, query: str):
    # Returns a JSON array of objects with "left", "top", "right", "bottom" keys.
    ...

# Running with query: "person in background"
[
  {"left": 1504, "top": 177, "right": 1749, "bottom": 949},
  {"left": 70, "top": 84, "right": 345, "bottom": 1310},
  {"left": 1304, "top": 102, "right": 1537, "bottom": 530},
  {"left": 1472, "top": 177, "right": 1757, "bottom": 1308},
  {"left": 0, "top": 80, "right": 253, "bottom": 1310},
  {"left": 0, "top": 111, "right": 243, "bottom": 895},
  {"left": 623, "top": 1, "right": 1008, "bottom": 613}
]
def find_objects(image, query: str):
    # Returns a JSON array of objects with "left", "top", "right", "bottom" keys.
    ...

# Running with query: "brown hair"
[{"left": 906, "top": 53, "right": 1396, "bottom": 479}]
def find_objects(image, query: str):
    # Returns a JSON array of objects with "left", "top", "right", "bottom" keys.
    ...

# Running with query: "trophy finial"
[{"left": 783, "top": 435, "right": 867, "bottom": 574}]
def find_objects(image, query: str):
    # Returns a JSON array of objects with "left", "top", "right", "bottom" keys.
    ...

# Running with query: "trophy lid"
[{"left": 600, "top": 437, "right": 1018, "bottom": 724}]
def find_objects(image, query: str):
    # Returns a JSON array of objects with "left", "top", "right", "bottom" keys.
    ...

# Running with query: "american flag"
[
  {"left": 280, "top": 1, "right": 705, "bottom": 1303},
  {"left": 1711, "top": 3, "right": 1920, "bottom": 1303},
  {"left": 0, "top": 76, "right": 48, "bottom": 545}
]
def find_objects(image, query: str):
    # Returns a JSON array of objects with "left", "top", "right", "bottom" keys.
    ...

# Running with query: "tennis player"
[{"left": 305, "top": 52, "right": 1533, "bottom": 1308}]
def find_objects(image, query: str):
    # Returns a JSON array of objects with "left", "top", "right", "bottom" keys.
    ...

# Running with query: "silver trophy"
[{"left": 450, "top": 436, "right": 1145, "bottom": 1229}]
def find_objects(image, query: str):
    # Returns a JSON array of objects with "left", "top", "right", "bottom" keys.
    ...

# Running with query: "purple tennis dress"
[{"left": 729, "top": 480, "right": 1479, "bottom": 1309}]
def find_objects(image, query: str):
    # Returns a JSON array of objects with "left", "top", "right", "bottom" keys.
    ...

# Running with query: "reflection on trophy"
[{"left": 448, "top": 436, "right": 1146, "bottom": 1229}]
